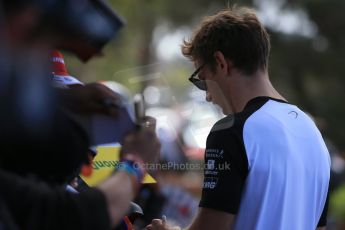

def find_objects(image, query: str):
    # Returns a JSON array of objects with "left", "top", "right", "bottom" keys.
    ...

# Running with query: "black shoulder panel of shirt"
[{"left": 199, "top": 96, "right": 282, "bottom": 214}]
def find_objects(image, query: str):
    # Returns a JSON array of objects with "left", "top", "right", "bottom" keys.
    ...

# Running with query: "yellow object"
[{"left": 80, "top": 145, "right": 156, "bottom": 186}]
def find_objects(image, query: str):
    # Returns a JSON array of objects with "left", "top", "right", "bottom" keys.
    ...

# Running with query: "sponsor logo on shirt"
[
  {"left": 205, "top": 148, "right": 224, "bottom": 158},
  {"left": 207, "top": 160, "right": 215, "bottom": 170},
  {"left": 205, "top": 170, "right": 218, "bottom": 176},
  {"left": 203, "top": 177, "right": 218, "bottom": 189},
  {"left": 288, "top": 110, "right": 299, "bottom": 118}
]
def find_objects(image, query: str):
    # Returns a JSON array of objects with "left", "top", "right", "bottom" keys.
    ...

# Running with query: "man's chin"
[
  {"left": 221, "top": 108, "right": 230, "bottom": 115},
  {"left": 218, "top": 104, "right": 232, "bottom": 115}
]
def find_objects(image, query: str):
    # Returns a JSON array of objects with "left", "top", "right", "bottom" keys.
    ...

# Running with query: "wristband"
[
  {"left": 121, "top": 154, "right": 146, "bottom": 176},
  {"left": 120, "top": 160, "right": 143, "bottom": 184},
  {"left": 117, "top": 159, "right": 144, "bottom": 185}
]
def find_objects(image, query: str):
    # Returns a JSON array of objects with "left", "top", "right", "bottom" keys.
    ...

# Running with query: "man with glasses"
[{"left": 147, "top": 6, "right": 330, "bottom": 230}]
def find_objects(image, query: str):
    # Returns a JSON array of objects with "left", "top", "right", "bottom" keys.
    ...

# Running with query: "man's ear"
[{"left": 214, "top": 51, "right": 233, "bottom": 76}]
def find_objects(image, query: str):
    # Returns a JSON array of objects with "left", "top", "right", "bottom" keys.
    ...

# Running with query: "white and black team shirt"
[{"left": 200, "top": 97, "right": 330, "bottom": 230}]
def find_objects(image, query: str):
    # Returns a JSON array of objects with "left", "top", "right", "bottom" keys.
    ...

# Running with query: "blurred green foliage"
[{"left": 330, "top": 185, "right": 345, "bottom": 226}]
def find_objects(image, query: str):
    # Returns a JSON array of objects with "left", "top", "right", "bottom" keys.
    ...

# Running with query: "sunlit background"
[{"left": 63, "top": 0, "right": 345, "bottom": 228}]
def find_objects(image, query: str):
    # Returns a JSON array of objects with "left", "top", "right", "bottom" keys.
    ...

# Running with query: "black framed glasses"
[{"left": 188, "top": 64, "right": 207, "bottom": 91}]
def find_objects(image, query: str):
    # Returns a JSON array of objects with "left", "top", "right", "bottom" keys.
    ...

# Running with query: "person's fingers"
[
  {"left": 151, "top": 219, "right": 163, "bottom": 226},
  {"left": 92, "top": 84, "right": 120, "bottom": 106},
  {"left": 120, "top": 127, "right": 161, "bottom": 164},
  {"left": 87, "top": 83, "right": 121, "bottom": 116},
  {"left": 124, "top": 129, "right": 155, "bottom": 143},
  {"left": 162, "top": 215, "right": 167, "bottom": 224},
  {"left": 122, "top": 131, "right": 137, "bottom": 144},
  {"left": 99, "top": 99, "right": 120, "bottom": 117},
  {"left": 88, "top": 101, "right": 119, "bottom": 117},
  {"left": 141, "top": 116, "right": 157, "bottom": 131},
  {"left": 146, "top": 224, "right": 153, "bottom": 230},
  {"left": 95, "top": 83, "right": 118, "bottom": 99},
  {"left": 107, "top": 106, "right": 119, "bottom": 117}
]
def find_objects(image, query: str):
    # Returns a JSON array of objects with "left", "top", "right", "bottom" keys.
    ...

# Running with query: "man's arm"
[
  {"left": 317, "top": 227, "right": 326, "bottom": 230},
  {"left": 147, "top": 208, "right": 235, "bottom": 230},
  {"left": 97, "top": 171, "right": 136, "bottom": 227},
  {"left": 99, "top": 126, "right": 161, "bottom": 227}
]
